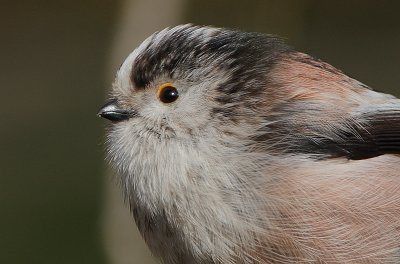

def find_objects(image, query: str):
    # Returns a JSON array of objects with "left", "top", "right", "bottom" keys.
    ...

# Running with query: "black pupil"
[{"left": 160, "top": 87, "right": 178, "bottom": 103}]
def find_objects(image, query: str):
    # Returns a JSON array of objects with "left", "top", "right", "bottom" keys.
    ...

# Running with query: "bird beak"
[{"left": 97, "top": 99, "right": 133, "bottom": 122}]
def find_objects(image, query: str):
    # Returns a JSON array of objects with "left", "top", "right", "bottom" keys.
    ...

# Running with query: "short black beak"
[{"left": 97, "top": 99, "right": 132, "bottom": 122}]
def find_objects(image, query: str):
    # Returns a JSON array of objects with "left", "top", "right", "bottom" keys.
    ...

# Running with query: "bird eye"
[{"left": 156, "top": 83, "right": 179, "bottom": 103}]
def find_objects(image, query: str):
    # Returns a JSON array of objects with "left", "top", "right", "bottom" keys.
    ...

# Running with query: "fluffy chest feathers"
[
  {"left": 109, "top": 122, "right": 271, "bottom": 263},
  {"left": 109, "top": 118, "right": 400, "bottom": 264},
  {"left": 110, "top": 123, "right": 400, "bottom": 263}
]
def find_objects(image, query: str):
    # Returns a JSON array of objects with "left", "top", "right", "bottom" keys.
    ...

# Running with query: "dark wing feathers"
[
  {"left": 360, "top": 110, "right": 400, "bottom": 156},
  {"left": 320, "top": 110, "right": 400, "bottom": 160},
  {"left": 274, "top": 110, "right": 400, "bottom": 160}
]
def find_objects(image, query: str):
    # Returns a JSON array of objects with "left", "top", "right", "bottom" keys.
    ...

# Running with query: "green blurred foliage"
[{"left": 0, "top": 0, "right": 119, "bottom": 263}]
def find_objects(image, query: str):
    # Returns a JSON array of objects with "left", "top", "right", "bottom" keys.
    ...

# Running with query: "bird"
[{"left": 98, "top": 24, "right": 400, "bottom": 263}]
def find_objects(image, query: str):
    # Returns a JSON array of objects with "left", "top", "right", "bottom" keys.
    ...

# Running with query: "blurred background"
[{"left": 2, "top": 0, "right": 400, "bottom": 263}]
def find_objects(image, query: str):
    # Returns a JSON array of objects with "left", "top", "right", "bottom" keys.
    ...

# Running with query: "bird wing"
[
  {"left": 292, "top": 109, "right": 400, "bottom": 160},
  {"left": 263, "top": 52, "right": 400, "bottom": 160},
  {"left": 332, "top": 110, "right": 400, "bottom": 159}
]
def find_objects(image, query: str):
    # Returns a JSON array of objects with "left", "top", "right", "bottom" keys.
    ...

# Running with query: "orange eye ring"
[{"left": 156, "top": 83, "right": 179, "bottom": 103}]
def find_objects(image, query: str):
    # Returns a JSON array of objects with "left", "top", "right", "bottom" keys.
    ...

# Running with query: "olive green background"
[{"left": 2, "top": 1, "right": 400, "bottom": 263}]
